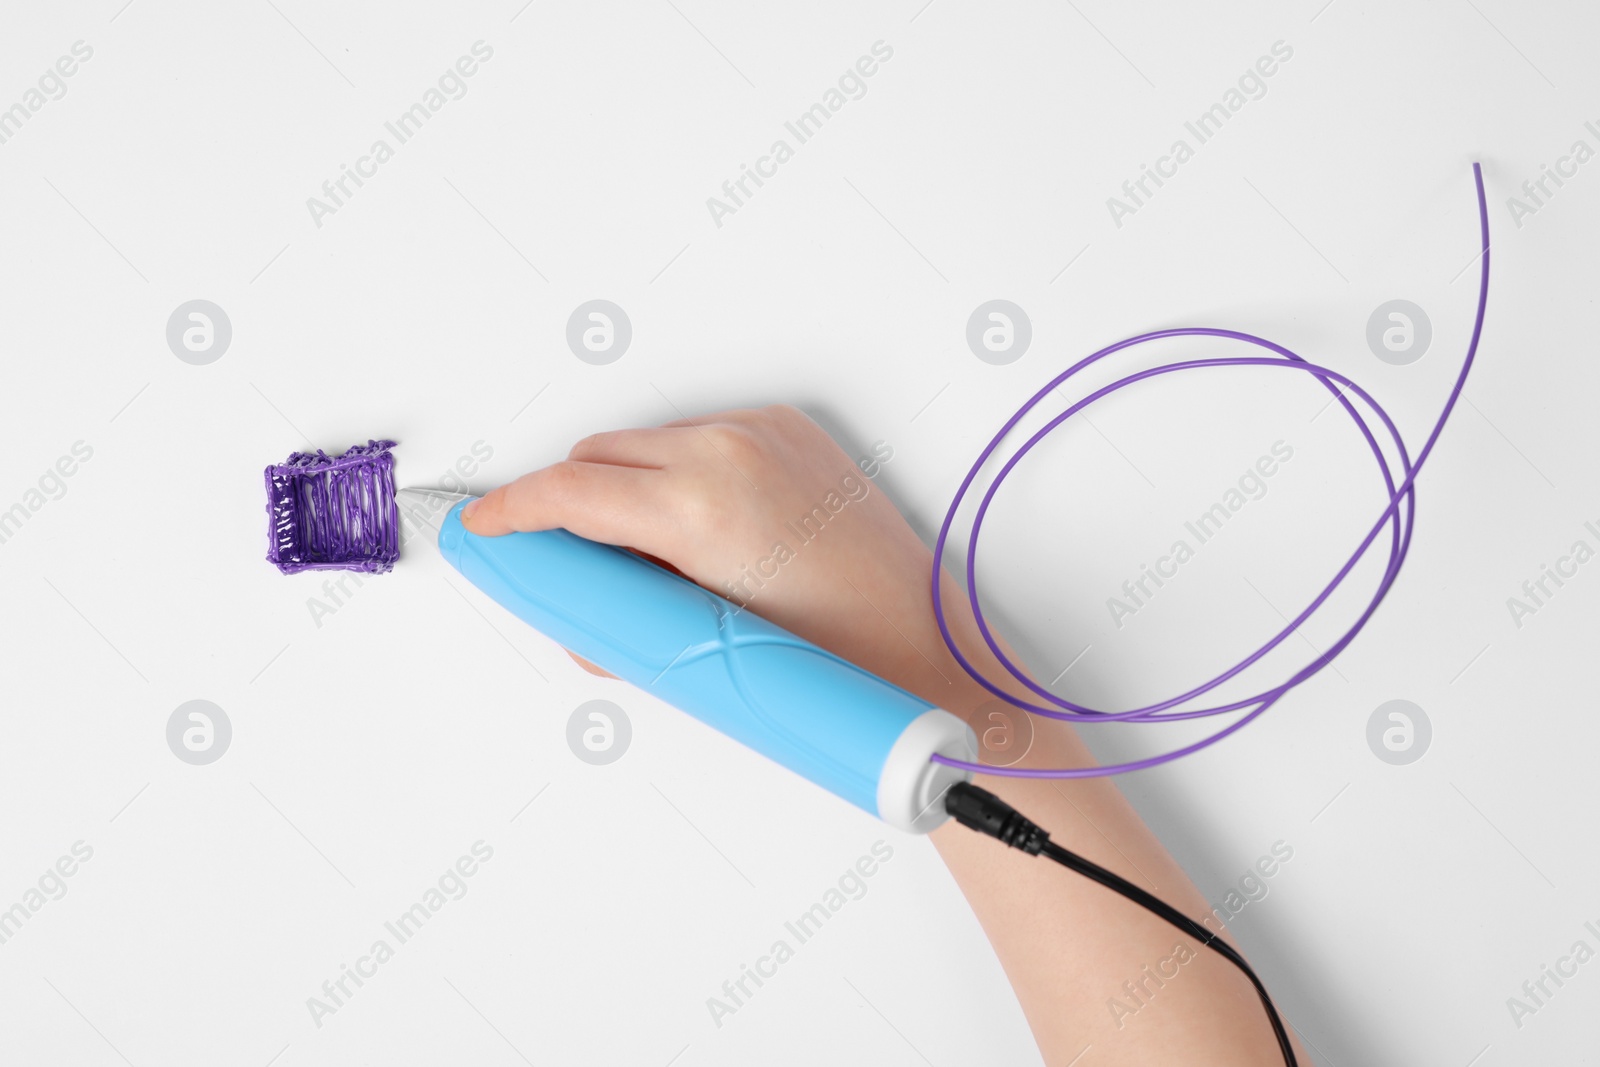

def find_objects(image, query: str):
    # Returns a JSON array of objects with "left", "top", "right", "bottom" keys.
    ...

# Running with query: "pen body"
[{"left": 437, "top": 500, "right": 974, "bottom": 832}]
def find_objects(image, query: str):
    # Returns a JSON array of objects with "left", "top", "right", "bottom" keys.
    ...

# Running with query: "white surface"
[{"left": 1, "top": 1, "right": 1596, "bottom": 1064}]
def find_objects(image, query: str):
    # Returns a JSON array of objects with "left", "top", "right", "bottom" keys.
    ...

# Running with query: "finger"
[
  {"left": 567, "top": 426, "right": 703, "bottom": 467},
  {"left": 652, "top": 404, "right": 800, "bottom": 428},
  {"left": 566, "top": 649, "right": 617, "bottom": 679},
  {"left": 461, "top": 460, "right": 671, "bottom": 544},
  {"left": 657, "top": 406, "right": 764, "bottom": 430},
  {"left": 626, "top": 546, "right": 685, "bottom": 578}
]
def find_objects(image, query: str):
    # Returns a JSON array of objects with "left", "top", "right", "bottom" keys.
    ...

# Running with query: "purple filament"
[
  {"left": 930, "top": 163, "right": 1492, "bottom": 780},
  {"left": 265, "top": 439, "right": 401, "bottom": 575}
]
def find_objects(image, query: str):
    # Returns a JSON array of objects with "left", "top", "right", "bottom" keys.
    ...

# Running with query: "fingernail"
[{"left": 461, "top": 499, "right": 480, "bottom": 523}]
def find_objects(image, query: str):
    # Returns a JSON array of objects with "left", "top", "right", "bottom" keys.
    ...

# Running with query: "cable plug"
[{"left": 944, "top": 782, "right": 1050, "bottom": 855}]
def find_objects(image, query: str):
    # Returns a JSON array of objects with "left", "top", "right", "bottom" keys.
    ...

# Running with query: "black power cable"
[{"left": 945, "top": 781, "right": 1298, "bottom": 1066}]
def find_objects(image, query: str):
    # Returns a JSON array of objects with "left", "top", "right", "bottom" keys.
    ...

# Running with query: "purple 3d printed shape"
[{"left": 265, "top": 439, "right": 400, "bottom": 574}]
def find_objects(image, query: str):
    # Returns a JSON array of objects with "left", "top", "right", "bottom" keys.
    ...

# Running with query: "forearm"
[{"left": 890, "top": 568, "right": 1305, "bottom": 1065}]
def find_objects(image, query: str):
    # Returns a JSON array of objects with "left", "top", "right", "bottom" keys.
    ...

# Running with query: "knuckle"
[
  {"left": 706, "top": 423, "right": 763, "bottom": 467},
  {"left": 540, "top": 460, "right": 586, "bottom": 498},
  {"left": 759, "top": 402, "right": 816, "bottom": 443}
]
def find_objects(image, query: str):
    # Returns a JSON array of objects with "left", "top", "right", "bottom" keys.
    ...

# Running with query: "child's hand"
[
  {"left": 461, "top": 404, "right": 969, "bottom": 706},
  {"left": 463, "top": 403, "right": 1303, "bottom": 1065}
]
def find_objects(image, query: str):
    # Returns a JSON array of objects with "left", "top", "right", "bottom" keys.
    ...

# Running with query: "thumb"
[
  {"left": 459, "top": 461, "right": 667, "bottom": 542},
  {"left": 566, "top": 650, "right": 617, "bottom": 679}
]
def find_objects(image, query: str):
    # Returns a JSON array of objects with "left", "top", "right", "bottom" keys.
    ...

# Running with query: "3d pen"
[{"left": 396, "top": 488, "right": 978, "bottom": 834}]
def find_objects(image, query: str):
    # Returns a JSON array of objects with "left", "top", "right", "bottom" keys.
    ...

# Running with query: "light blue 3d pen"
[{"left": 397, "top": 489, "right": 978, "bottom": 833}]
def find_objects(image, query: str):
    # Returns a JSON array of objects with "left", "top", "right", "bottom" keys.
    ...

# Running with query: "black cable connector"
[
  {"left": 943, "top": 781, "right": 1298, "bottom": 1067},
  {"left": 944, "top": 781, "right": 1050, "bottom": 854}
]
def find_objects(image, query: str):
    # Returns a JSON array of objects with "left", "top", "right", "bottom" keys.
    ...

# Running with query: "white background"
[{"left": 1, "top": 1, "right": 1597, "bottom": 1064}]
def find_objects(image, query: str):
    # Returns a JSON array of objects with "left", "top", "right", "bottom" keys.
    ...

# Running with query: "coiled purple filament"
[
  {"left": 265, "top": 439, "right": 401, "bottom": 574},
  {"left": 930, "top": 163, "right": 1491, "bottom": 779}
]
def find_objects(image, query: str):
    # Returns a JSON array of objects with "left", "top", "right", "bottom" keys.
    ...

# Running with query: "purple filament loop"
[{"left": 930, "top": 163, "right": 1491, "bottom": 779}]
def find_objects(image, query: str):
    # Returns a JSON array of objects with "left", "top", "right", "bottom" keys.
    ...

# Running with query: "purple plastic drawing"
[{"left": 265, "top": 439, "right": 400, "bottom": 575}]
